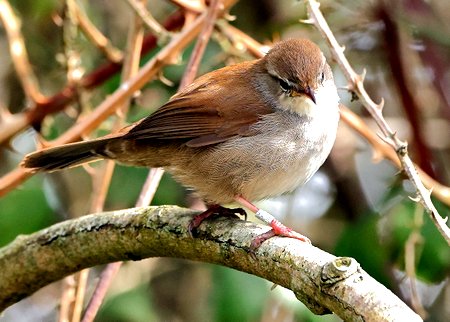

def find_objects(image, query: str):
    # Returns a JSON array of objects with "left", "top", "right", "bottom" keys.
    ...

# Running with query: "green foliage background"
[{"left": 0, "top": 0, "right": 449, "bottom": 321}]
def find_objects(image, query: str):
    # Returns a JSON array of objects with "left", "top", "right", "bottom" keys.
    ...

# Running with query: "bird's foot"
[
  {"left": 250, "top": 218, "right": 311, "bottom": 250},
  {"left": 188, "top": 205, "right": 247, "bottom": 236}
]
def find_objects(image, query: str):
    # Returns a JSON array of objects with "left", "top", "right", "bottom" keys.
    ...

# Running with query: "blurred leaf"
[
  {"left": 0, "top": 176, "right": 56, "bottom": 247},
  {"left": 97, "top": 284, "right": 156, "bottom": 322},
  {"left": 335, "top": 183, "right": 450, "bottom": 287},
  {"left": 211, "top": 266, "right": 268, "bottom": 322},
  {"left": 334, "top": 213, "right": 391, "bottom": 286},
  {"left": 106, "top": 166, "right": 186, "bottom": 209}
]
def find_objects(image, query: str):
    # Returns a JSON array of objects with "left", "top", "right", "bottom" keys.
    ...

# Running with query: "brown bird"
[{"left": 22, "top": 39, "right": 340, "bottom": 248}]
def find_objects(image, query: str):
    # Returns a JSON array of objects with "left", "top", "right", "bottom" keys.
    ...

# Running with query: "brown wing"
[{"left": 124, "top": 61, "right": 274, "bottom": 147}]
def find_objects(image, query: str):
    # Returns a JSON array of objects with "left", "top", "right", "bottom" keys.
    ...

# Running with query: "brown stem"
[
  {"left": 179, "top": 0, "right": 222, "bottom": 88},
  {"left": 0, "top": 0, "right": 44, "bottom": 103},
  {"left": 0, "top": 11, "right": 185, "bottom": 145},
  {"left": 376, "top": 4, "right": 436, "bottom": 177},
  {"left": 305, "top": 0, "right": 450, "bottom": 245}
]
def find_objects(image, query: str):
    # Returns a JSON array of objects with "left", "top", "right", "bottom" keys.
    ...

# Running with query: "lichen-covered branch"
[{"left": 0, "top": 206, "right": 422, "bottom": 321}]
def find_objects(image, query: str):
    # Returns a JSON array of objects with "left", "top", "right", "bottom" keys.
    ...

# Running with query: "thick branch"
[{"left": 0, "top": 206, "right": 421, "bottom": 321}]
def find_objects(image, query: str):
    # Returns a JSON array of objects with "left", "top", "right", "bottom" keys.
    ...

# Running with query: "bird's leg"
[
  {"left": 188, "top": 204, "right": 247, "bottom": 236},
  {"left": 234, "top": 196, "right": 311, "bottom": 250}
]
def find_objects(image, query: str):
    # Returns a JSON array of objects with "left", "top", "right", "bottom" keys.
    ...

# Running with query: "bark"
[{"left": 0, "top": 206, "right": 422, "bottom": 321}]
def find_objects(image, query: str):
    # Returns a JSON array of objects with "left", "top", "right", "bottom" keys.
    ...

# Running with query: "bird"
[{"left": 22, "top": 38, "right": 340, "bottom": 249}]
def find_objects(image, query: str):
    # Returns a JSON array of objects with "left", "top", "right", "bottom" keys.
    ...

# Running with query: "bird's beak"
[{"left": 291, "top": 86, "right": 316, "bottom": 104}]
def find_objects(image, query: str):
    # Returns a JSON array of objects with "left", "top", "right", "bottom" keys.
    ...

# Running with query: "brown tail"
[{"left": 22, "top": 138, "right": 116, "bottom": 172}]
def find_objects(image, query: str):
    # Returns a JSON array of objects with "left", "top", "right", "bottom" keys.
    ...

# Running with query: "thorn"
[
  {"left": 0, "top": 106, "right": 12, "bottom": 120},
  {"left": 409, "top": 195, "right": 421, "bottom": 203},
  {"left": 426, "top": 187, "right": 434, "bottom": 198},
  {"left": 116, "top": 109, "right": 125, "bottom": 119},
  {"left": 377, "top": 98, "right": 385, "bottom": 112},
  {"left": 357, "top": 69, "right": 366, "bottom": 83},
  {"left": 339, "top": 45, "right": 346, "bottom": 53},
  {"left": 299, "top": 18, "right": 314, "bottom": 24},
  {"left": 82, "top": 163, "right": 96, "bottom": 176},
  {"left": 388, "top": 130, "right": 397, "bottom": 140},
  {"left": 166, "top": 53, "right": 183, "bottom": 66},
  {"left": 371, "top": 149, "right": 383, "bottom": 163},
  {"left": 377, "top": 133, "right": 395, "bottom": 146},
  {"left": 158, "top": 71, "right": 174, "bottom": 87},
  {"left": 132, "top": 89, "right": 142, "bottom": 100},
  {"left": 312, "top": 0, "right": 321, "bottom": 10},
  {"left": 223, "top": 13, "right": 236, "bottom": 21}
]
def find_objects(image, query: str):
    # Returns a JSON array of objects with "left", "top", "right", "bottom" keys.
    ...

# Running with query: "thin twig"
[
  {"left": 0, "top": 0, "right": 45, "bottom": 103},
  {"left": 58, "top": 2, "right": 87, "bottom": 318},
  {"left": 339, "top": 106, "right": 450, "bottom": 207},
  {"left": 0, "top": 12, "right": 185, "bottom": 146},
  {"left": 0, "top": 8, "right": 214, "bottom": 197},
  {"left": 169, "top": 0, "right": 205, "bottom": 13},
  {"left": 216, "top": 21, "right": 268, "bottom": 58},
  {"left": 81, "top": 3, "right": 146, "bottom": 320},
  {"left": 404, "top": 204, "right": 427, "bottom": 318},
  {"left": 80, "top": 262, "right": 121, "bottom": 322},
  {"left": 124, "top": 0, "right": 171, "bottom": 42},
  {"left": 59, "top": 276, "right": 76, "bottom": 322},
  {"left": 64, "top": 0, "right": 84, "bottom": 88},
  {"left": 179, "top": 0, "right": 222, "bottom": 88},
  {"left": 71, "top": 269, "right": 89, "bottom": 322},
  {"left": 305, "top": 0, "right": 450, "bottom": 245},
  {"left": 73, "top": 1, "right": 123, "bottom": 63},
  {"left": 377, "top": 5, "right": 434, "bottom": 176}
]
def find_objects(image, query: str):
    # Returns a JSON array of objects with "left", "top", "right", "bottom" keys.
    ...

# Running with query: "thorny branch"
[
  {"left": 0, "top": 8, "right": 209, "bottom": 197},
  {"left": 0, "top": 0, "right": 445, "bottom": 319},
  {"left": 125, "top": 0, "right": 171, "bottom": 42},
  {"left": 305, "top": 0, "right": 450, "bottom": 245},
  {"left": 72, "top": 1, "right": 123, "bottom": 63}
]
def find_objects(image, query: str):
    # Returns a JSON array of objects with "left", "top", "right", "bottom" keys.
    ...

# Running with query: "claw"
[
  {"left": 249, "top": 220, "right": 311, "bottom": 253},
  {"left": 188, "top": 205, "right": 247, "bottom": 236}
]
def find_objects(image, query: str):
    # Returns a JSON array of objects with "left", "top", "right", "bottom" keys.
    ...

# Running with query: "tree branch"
[
  {"left": 305, "top": 0, "right": 450, "bottom": 245},
  {"left": 0, "top": 206, "right": 422, "bottom": 321}
]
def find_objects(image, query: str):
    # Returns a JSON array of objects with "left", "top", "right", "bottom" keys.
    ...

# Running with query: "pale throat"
[{"left": 278, "top": 80, "right": 339, "bottom": 118}]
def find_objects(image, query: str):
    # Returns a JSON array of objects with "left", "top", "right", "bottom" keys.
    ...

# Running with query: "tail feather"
[{"left": 22, "top": 138, "right": 114, "bottom": 172}]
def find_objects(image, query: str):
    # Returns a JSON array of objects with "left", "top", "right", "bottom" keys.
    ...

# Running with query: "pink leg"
[
  {"left": 188, "top": 204, "right": 247, "bottom": 236},
  {"left": 235, "top": 196, "right": 311, "bottom": 249}
]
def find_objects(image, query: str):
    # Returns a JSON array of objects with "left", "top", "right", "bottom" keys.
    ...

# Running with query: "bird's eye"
[
  {"left": 319, "top": 72, "right": 325, "bottom": 84},
  {"left": 278, "top": 79, "right": 291, "bottom": 92}
]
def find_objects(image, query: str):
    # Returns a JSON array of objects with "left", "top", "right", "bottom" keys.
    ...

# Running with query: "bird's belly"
[
  {"left": 237, "top": 142, "right": 326, "bottom": 200},
  {"left": 169, "top": 112, "right": 338, "bottom": 204}
]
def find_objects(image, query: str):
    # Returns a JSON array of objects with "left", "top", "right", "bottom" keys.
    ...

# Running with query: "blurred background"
[{"left": 0, "top": 0, "right": 449, "bottom": 321}]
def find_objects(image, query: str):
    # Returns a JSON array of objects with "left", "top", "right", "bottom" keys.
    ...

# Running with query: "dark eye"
[
  {"left": 278, "top": 79, "right": 291, "bottom": 92},
  {"left": 319, "top": 72, "right": 325, "bottom": 84}
]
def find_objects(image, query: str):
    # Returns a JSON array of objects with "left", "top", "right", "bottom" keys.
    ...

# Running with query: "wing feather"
[{"left": 124, "top": 61, "right": 274, "bottom": 147}]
